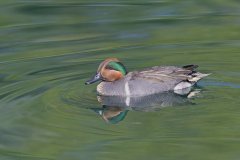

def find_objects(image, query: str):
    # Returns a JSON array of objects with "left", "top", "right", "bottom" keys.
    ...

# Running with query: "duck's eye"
[{"left": 105, "top": 65, "right": 115, "bottom": 70}]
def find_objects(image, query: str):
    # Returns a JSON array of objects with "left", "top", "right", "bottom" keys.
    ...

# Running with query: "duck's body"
[{"left": 86, "top": 58, "right": 210, "bottom": 97}]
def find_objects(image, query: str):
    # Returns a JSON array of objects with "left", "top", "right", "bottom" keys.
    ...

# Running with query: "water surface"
[{"left": 0, "top": 0, "right": 240, "bottom": 160}]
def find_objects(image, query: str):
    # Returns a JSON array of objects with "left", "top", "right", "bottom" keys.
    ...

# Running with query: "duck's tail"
[
  {"left": 182, "top": 64, "right": 210, "bottom": 83},
  {"left": 188, "top": 72, "right": 211, "bottom": 83},
  {"left": 174, "top": 72, "right": 210, "bottom": 92}
]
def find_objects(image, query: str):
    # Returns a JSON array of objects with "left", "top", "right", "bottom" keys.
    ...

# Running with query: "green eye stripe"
[{"left": 108, "top": 62, "right": 127, "bottom": 75}]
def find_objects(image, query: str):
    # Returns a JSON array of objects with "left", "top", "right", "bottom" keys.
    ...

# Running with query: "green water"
[{"left": 1, "top": 0, "right": 240, "bottom": 159}]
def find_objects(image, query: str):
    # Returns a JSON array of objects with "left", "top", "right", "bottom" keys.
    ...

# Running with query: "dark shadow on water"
[{"left": 91, "top": 88, "right": 201, "bottom": 124}]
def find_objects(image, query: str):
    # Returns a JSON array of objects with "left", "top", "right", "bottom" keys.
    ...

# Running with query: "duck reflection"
[
  {"left": 92, "top": 106, "right": 128, "bottom": 124},
  {"left": 92, "top": 89, "right": 200, "bottom": 124}
]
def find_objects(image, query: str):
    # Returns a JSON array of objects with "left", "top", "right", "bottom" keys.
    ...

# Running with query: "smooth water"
[{"left": 1, "top": 0, "right": 240, "bottom": 159}]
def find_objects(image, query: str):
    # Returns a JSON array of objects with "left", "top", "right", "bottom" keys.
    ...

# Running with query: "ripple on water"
[
  {"left": 0, "top": 56, "right": 100, "bottom": 123},
  {"left": 1, "top": 1, "right": 240, "bottom": 159},
  {"left": 0, "top": 59, "right": 123, "bottom": 142}
]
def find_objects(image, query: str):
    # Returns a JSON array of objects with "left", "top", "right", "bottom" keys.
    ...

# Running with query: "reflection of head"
[{"left": 92, "top": 106, "right": 128, "bottom": 124}]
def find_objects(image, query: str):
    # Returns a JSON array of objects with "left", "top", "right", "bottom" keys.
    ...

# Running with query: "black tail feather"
[{"left": 182, "top": 64, "right": 199, "bottom": 71}]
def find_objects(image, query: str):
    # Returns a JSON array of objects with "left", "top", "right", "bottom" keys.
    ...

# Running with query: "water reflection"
[
  {"left": 92, "top": 88, "right": 200, "bottom": 124},
  {"left": 92, "top": 106, "right": 128, "bottom": 124}
]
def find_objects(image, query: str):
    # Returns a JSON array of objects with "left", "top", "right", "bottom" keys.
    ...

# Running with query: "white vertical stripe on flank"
[
  {"left": 125, "top": 82, "right": 130, "bottom": 106},
  {"left": 125, "top": 82, "right": 130, "bottom": 96}
]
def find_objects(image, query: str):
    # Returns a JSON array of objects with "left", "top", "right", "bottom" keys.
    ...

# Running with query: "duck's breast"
[{"left": 97, "top": 79, "right": 126, "bottom": 96}]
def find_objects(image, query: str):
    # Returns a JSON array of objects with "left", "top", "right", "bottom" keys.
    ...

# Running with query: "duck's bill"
[{"left": 85, "top": 72, "right": 101, "bottom": 85}]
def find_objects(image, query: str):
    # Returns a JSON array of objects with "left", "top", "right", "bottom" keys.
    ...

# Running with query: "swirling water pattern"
[{"left": 0, "top": 1, "right": 240, "bottom": 159}]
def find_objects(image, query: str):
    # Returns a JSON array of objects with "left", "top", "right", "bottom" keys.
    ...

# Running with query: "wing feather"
[{"left": 128, "top": 66, "right": 193, "bottom": 83}]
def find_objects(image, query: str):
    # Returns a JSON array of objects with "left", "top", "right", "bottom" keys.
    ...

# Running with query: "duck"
[{"left": 85, "top": 58, "right": 210, "bottom": 97}]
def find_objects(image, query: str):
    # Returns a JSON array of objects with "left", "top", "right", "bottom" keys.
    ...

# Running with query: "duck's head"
[{"left": 85, "top": 58, "right": 127, "bottom": 85}]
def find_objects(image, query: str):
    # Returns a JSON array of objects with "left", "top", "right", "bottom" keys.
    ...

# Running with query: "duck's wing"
[{"left": 128, "top": 66, "right": 197, "bottom": 83}]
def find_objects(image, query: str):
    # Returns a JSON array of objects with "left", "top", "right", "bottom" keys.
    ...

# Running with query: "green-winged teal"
[{"left": 85, "top": 58, "right": 210, "bottom": 96}]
